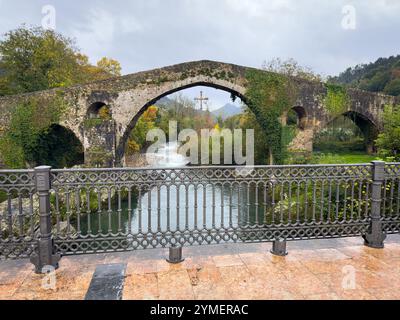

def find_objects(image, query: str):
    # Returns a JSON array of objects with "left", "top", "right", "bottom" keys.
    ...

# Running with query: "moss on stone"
[{"left": 324, "top": 83, "right": 350, "bottom": 116}]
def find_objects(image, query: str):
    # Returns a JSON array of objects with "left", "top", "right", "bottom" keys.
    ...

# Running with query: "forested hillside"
[{"left": 330, "top": 55, "right": 400, "bottom": 96}]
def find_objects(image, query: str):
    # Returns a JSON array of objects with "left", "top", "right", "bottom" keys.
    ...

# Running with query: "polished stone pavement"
[{"left": 1, "top": 235, "right": 400, "bottom": 300}]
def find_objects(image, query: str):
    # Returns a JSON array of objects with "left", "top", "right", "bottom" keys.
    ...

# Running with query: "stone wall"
[
  {"left": 289, "top": 128, "right": 314, "bottom": 152},
  {"left": 83, "top": 120, "right": 116, "bottom": 167}
]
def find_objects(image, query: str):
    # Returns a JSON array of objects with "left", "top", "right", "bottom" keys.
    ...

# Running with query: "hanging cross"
[{"left": 194, "top": 91, "right": 209, "bottom": 111}]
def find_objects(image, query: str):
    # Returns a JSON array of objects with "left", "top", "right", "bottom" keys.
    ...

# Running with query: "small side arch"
[
  {"left": 319, "top": 111, "right": 379, "bottom": 154},
  {"left": 343, "top": 111, "right": 379, "bottom": 154},
  {"left": 284, "top": 106, "right": 308, "bottom": 130},
  {"left": 87, "top": 102, "right": 112, "bottom": 119},
  {"left": 291, "top": 106, "right": 308, "bottom": 130},
  {"left": 34, "top": 124, "right": 84, "bottom": 168}
]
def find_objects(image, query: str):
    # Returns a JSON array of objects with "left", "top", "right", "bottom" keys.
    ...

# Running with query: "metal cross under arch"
[{"left": 194, "top": 91, "right": 209, "bottom": 111}]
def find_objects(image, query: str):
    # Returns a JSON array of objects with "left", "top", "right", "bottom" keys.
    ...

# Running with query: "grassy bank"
[
  {"left": 314, "top": 152, "right": 379, "bottom": 164},
  {"left": 286, "top": 151, "right": 379, "bottom": 165}
]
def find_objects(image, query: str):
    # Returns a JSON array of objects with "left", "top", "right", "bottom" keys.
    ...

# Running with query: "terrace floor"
[{"left": 1, "top": 235, "right": 400, "bottom": 300}]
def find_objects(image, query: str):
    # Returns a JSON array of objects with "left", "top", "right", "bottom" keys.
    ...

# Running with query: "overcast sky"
[{"left": 0, "top": 0, "right": 399, "bottom": 109}]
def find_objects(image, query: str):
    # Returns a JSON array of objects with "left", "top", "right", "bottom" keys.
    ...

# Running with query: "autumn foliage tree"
[
  {"left": 0, "top": 26, "right": 122, "bottom": 169},
  {"left": 0, "top": 26, "right": 121, "bottom": 96},
  {"left": 126, "top": 106, "right": 159, "bottom": 155},
  {"left": 97, "top": 57, "right": 122, "bottom": 77}
]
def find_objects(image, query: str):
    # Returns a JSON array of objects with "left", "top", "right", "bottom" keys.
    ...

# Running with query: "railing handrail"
[
  {"left": 49, "top": 163, "right": 375, "bottom": 173},
  {"left": 2, "top": 162, "right": 397, "bottom": 175},
  {"left": 0, "top": 169, "right": 35, "bottom": 173}
]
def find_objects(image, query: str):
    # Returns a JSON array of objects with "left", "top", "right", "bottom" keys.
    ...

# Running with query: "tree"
[
  {"left": 262, "top": 57, "right": 322, "bottom": 82},
  {"left": 331, "top": 55, "right": 400, "bottom": 96},
  {"left": 223, "top": 114, "right": 241, "bottom": 131},
  {"left": 0, "top": 26, "right": 78, "bottom": 94},
  {"left": 0, "top": 26, "right": 122, "bottom": 169},
  {"left": 0, "top": 96, "right": 75, "bottom": 168},
  {"left": 126, "top": 106, "right": 159, "bottom": 154},
  {"left": 97, "top": 57, "right": 122, "bottom": 77},
  {"left": 237, "top": 108, "right": 270, "bottom": 165},
  {"left": 375, "top": 105, "right": 400, "bottom": 160},
  {"left": 0, "top": 26, "right": 121, "bottom": 96},
  {"left": 384, "top": 78, "right": 400, "bottom": 96}
]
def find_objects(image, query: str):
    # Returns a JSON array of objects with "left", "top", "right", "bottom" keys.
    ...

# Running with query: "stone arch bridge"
[{"left": 0, "top": 60, "right": 398, "bottom": 167}]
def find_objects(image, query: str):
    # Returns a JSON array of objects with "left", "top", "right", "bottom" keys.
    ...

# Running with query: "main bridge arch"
[{"left": 115, "top": 79, "right": 248, "bottom": 165}]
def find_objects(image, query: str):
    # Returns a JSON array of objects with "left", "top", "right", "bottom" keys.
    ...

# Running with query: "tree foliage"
[
  {"left": 235, "top": 108, "right": 270, "bottom": 165},
  {"left": 262, "top": 57, "right": 322, "bottom": 82},
  {"left": 323, "top": 83, "right": 350, "bottom": 116},
  {"left": 0, "top": 96, "right": 84, "bottom": 168},
  {"left": 126, "top": 106, "right": 159, "bottom": 155},
  {"left": 0, "top": 26, "right": 123, "bottom": 169},
  {"left": 0, "top": 26, "right": 121, "bottom": 96},
  {"left": 245, "top": 69, "right": 296, "bottom": 164},
  {"left": 330, "top": 55, "right": 400, "bottom": 96},
  {"left": 98, "top": 105, "right": 112, "bottom": 120},
  {"left": 156, "top": 94, "right": 215, "bottom": 136},
  {"left": 375, "top": 105, "right": 400, "bottom": 160},
  {"left": 96, "top": 57, "right": 122, "bottom": 77}
]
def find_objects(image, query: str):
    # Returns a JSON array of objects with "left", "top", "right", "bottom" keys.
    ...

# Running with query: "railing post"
[
  {"left": 271, "top": 238, "right": 288, "bottom": 256},
  {"left": 166, "top": 245, "right": 184, "bottom": 264},
  {"left": 30, "top": 166, "right": 60, "bottom": 274},
  {"left": 363, "top": 161, "right": 387, "bottom": 249}
]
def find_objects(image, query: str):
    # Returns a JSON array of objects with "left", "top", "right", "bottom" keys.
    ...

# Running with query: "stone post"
[{"left": 30, "top": 166, "right": 60, "bottom": 273}]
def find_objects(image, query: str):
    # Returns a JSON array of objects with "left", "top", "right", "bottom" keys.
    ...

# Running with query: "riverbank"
[
  {"left": 125, "top": 153, "right": 149, "bottom": 167},
  {"left": 286, "top": 151, "right": 379, "bottom": 165},
  {"left": 314, "top": 152, "right": 379, "bottom": 164}
]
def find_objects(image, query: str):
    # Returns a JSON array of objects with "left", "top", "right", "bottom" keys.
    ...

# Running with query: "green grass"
[
  {"left": 313, "top": 152, "right": 379, "bottom": 164},
  {"left": 285, "top": 151, "right": 380, "bottom": 165}
]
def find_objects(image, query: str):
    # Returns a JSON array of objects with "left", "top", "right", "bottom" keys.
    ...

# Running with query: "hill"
[
  {"left": 330, "top": 55, "right": 400, "bottom": 96},
  {"left": 211, "top": 103, "right": 243, "bottom": 120}
]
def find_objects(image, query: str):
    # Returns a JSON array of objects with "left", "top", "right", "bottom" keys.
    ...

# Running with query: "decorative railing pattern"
[
  {"left": 0, "top": 162, "right": 399, "bottom": 272},
  {"left": 382, "top": 163, "right": 400, "bottom": 233},
  {"left": 0, "top": 170, "right": 37, "bottom": 259},
  {"left": 49, "top": 165, "right": 374, "bottom": 255}
]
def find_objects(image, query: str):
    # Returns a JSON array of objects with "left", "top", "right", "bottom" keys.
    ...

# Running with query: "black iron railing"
[{"left": 1, "top": 162, "right": 399, "bottom": 272}]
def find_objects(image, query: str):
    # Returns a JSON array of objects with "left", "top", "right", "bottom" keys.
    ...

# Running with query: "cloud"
[
  {"left": 225, "top": 0, "right": 293, "bottom": 17},
  {"left": 69, "top": 8, "right": 116, "bottom": 63},
  {"left": 0, "top": 0, "right": 399, "bottom": 76},
  {"left": 120, "top": 16, "right": 143, "bottom": 34}
]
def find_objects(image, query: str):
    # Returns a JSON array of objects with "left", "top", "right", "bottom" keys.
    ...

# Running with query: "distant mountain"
[
  {"left": 211, "top": 103, "right": 243, "bottom": 120},
  {"left": 156, "top": 96, "right": 174, "bottom": 106},
  {"left": 330, "top": 55, "right": 400, "bottom": 96}
]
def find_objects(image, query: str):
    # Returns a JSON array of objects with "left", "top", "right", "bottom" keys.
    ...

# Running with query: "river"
[{"left": 80, "top": 142, "right": 262, "bottom": 235}]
